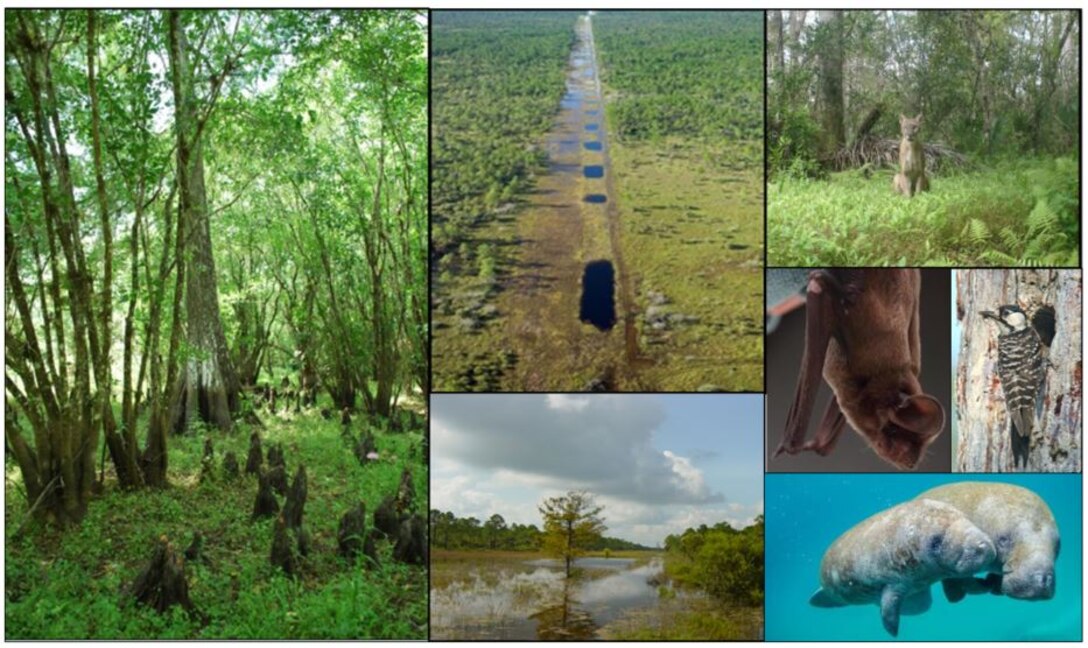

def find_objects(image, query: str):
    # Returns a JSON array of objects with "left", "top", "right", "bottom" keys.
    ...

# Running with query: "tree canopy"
[{"left": 5, "top": 8, "right": 426, "bottom": 519}]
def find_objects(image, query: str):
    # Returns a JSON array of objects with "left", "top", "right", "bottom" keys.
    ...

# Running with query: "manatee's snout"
[
  {"left": 1004, "top": 567, "right": 1056, "bottom": 600},
  {"left": 1036, "top": 570, "right": 1055, "bottom": 595}
]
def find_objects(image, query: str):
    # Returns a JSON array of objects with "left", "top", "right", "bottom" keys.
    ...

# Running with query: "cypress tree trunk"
[{"left": 166, "top": 10, "right": 240, "bottom": 433}]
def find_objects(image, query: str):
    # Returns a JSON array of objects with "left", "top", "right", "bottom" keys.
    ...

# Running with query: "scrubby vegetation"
[
  {"left": 593, "top": 11, "right": 764, "bottom": 391},
  {"left": 595, "top": 11, "right": 763, "bottom": 143},
  {"left": 663, "top": 517, "right": 764, "bottom": 608},
  {"left": 431, "top": 10, "right": 578, "bottom": 257}
]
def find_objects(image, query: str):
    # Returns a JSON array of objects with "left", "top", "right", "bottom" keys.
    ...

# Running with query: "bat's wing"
[{"left": 777, "top": 272, "right": 837, "bottom": 458}]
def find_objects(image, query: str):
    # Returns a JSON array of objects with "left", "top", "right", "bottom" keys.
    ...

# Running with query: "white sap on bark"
[{"left": 955, "top": 270, "right": 1081, "bottom": 472}]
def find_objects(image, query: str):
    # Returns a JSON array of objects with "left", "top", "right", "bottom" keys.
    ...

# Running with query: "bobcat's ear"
[
  {"left": 915, "top": 113, "right": 923, "bottom": 122},
  {"left": 899, "top": 113, "right": 907, "bottom": 123}
]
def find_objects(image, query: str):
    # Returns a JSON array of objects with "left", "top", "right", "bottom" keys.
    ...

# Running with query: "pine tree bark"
[
  {"left": 955, "top": 270, "right": 1082, "bottom": 472},
  {"left": 166, "top": 10, "right": 240, "bottom": 433}
]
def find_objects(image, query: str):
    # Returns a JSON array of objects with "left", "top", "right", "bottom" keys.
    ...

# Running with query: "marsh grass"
[
  {"left": 768, "top": 157, "right": 1078, "bottom": 267},
  {"left": 610, "top": 137, "right": 763, "bottom": 390},
  {"left": 5, "top": 410, "right": 427, "bottom": 639},
  {"left": 599, "top": 596, "right": 762, "bottom": 640}
]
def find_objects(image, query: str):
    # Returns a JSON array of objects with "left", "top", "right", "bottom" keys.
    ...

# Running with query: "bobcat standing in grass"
[{"left": 893, "top": 113, "right": 929, "bottom": 197}]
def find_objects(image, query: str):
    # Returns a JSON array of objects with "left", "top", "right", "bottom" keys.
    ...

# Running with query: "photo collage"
[{"left": 2, "top": 5, "right": 1082, "bottom": 643}]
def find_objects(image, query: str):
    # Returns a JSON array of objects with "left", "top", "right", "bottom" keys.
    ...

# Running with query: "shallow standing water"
[{"left": 431, "top": 556, "right": 686, "bottom": 640}]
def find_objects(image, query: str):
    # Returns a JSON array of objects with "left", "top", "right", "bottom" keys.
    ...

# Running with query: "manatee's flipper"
[
  {"left": 941, "top": 578, "right": 968, "bottom": 603},
  {"left": 880, "top": 587, "right": 902, "bottom": 637},
  {"left": 942, "top": 574, "right": 1004, "bottom": 602},
  {"left": 981, "top": 572, "right": 1003, "bottom": 595},
  {"left": 900, "top": 587, "right": 932, "bottom": 616},
  {"left": 809, "top": 587, "right": 845, "bottom": 608}
]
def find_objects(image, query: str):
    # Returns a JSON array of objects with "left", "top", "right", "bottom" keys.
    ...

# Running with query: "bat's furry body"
[{"left": 776, "top": 269, "right": 945, "bottom": 469}]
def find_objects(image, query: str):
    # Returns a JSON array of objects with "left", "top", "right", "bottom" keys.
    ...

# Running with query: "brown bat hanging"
[{"left": 774, "top": 269, "right": 945, "bottom": 469}]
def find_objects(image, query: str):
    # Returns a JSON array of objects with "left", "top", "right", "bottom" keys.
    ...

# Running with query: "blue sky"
[{"left": 431, "top": 394, "right": 763, "bottom": 547}]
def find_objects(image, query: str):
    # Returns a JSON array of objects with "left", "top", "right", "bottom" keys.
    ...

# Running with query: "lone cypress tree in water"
[{"left": 538, "top": 490, "right": 606, "bottom": 578}]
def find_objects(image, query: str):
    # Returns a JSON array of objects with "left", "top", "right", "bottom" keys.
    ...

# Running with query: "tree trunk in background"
[
  {"left": 955, "top": 270, "right": 1082, "bottom": 472},
  {"left": 769, "top": 11, "right": 784, "bottom": 77},
  {"left": 817, "top": 11, "right": 845, "bottom": 157},
  {"left": 787, "top": 10, "right": 806, "bottom": 68},
  {"left": 89, "top": 10, "right": 145, "bottom": 490},
  {"left": 166, "top": 10, "right": 239, "bottom": 433}
]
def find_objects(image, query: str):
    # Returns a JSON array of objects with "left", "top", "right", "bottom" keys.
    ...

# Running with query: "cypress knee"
[
  {"left": 222, "top": 451, "right": 240, "bottom": 479},
  {"left": 283, "top": 464, "right": 307, "bottom": 530},
  {"left": 270, "top": 515, "right": 296, "bottom": 576},
  {"left": 252, "top": 469, "right": 279, "bottom": 519},
  {"left": 130, "top": 536, "right": 196, "bottom": 615},
  {"left": 244, "top": 431, "right": 263, "bottom": 475},
  {"left": 337, "top": 501, "right": 367, "bottom": 558},
  {"left": 374, "top": 494, "right": 399, "bottom": 539},
  {"left": 393, "top": 514, "right": 426, "bottom": 565}
]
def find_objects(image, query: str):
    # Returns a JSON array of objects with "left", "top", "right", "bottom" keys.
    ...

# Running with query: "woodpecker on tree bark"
[{"left": 980, "top": 304, "right": 1049, "bottom": 470}]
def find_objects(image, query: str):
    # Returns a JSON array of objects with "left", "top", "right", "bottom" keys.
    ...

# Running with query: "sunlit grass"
[{"left": 768, "top": 157, "right": 1078, "bottom": 266}]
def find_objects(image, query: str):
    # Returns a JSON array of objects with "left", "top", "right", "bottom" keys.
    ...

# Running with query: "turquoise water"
[{"left": 767, "top": 474, "right": 1082, "bottom": 641}]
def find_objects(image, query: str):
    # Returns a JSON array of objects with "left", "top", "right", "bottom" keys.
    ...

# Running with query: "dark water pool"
[
  {"left": 584, "top": 165, "right": 604, "bottom": 178},
  {"left": 584, "top": 141, "right": 603, "bottom": 151},
  {"left": 580, "top": 260, "right": 616, "bottom": 331},
  {"left": 584, "top": 194, "right": 607, "bottom": 204},
  {"left": 585, "top": 123, "right": 600, "bottom": 131}
]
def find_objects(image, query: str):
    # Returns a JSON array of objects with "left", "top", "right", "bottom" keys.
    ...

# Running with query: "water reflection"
[
  {"left": 531, "top": 581, "right": 600, "bottom": 640},
  {"left": 584, "top": 141, "right": 603, "bottom": 152}
]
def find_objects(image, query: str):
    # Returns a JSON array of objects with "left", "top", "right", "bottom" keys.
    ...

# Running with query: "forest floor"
[
  {"left": 767, "top": 157, "right": 1079, "bottom": 266},
  {"left": 4, "top": 406, "right": 428, "bottom": 639}
]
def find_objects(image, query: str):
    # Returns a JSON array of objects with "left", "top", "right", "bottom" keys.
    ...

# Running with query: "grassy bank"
[
  {"left": 601, "top": 599, "right": 763, "bottom": 641},
  {"left": 609, "top": 136, "right": 763, "bottom": 390}
]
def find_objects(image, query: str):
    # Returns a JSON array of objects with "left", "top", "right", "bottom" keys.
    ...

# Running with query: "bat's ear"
[
  {"left": 888, "top": 394, "right": 945, "bottom": 440},
  {"left": 915, "top": 113, "right": 923, "bottom": 122}
]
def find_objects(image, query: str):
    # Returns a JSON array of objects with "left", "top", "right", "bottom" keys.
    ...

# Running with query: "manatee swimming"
[
  {"left": 811, "top": 481, "right": 1060, "bottom": 637},
  {"left": 810, "top": 498, "right": 995, "bottom": 636},
  {"left": 917, "top": 482, "right": 1059, "bottom": 602}
]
